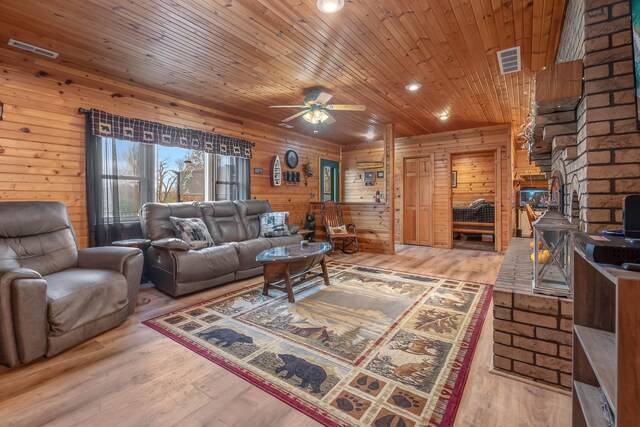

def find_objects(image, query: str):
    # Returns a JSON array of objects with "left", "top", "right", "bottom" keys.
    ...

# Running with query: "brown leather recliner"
[{"left": 0, "top": 201, "right": 144, "bottom": 368}]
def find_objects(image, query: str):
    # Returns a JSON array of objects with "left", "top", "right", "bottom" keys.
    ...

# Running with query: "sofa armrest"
[
  {"left": 12, "top": 277, "right": 48, "bottom": 364},
  {"left": 78, "top": 247, "right": 143, "bottom": 315},
  {"left": 0, "top": 268, "right": 45, "bottom": 367},
  {"left": 78, "top": 247, "right": 142, "bottom": 274},
  {"left": 151, "top": 238, "right": 190, "bottom": 251}
]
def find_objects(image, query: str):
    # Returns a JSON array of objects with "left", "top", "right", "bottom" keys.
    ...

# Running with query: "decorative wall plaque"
[
  {"left": 356, "top": 161, "right": 384, "bottom": 169},
  {"left": 270, "top": 155, "right": 282, "bottom": 187}
]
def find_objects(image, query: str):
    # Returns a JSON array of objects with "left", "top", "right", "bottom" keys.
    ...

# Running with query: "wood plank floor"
[{"left": 0, "top": 245, "right": 571, "bottom": 426}]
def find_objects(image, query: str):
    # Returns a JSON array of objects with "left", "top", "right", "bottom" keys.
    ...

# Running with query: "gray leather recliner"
[
  {"left": 0, "top": 201, "right": 144, "bottom": 368},
  {"left": 140, "top": 200, "right": 302, "bottom": 297}
]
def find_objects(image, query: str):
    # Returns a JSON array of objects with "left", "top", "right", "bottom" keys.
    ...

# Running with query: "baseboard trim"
[{"left": 489, "top": 365, "right": 572, "bottom": 396}]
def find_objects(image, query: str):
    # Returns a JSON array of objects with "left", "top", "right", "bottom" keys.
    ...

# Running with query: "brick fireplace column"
[{"left": 554, "top": 0, "right": 640, "bottom": 232}]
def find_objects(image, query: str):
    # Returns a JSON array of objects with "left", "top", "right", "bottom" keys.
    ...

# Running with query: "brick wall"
[
  {"left": 557, "top": 0, "right": 586, "bottom": 63},
  {"left": 553, "top": 0, "right": 640, "bottom": 232},
  {"left": 493, "top": 238, "right": 573, "bottom": 390}
]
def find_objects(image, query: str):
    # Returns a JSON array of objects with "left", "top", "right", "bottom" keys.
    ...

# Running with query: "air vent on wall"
[
  {"left": 497, "top": 46, "right": 521, "bottom": 74},
  {"left": 8, "top": 39, "right": 59, "bottom": 59},
  {"left": 278, "top": 123, "right": 294, "bottom": 129}
]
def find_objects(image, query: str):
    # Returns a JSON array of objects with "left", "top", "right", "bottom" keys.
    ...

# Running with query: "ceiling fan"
[{"left": 270, "top": 90, "right": 366, "bottom": 125}]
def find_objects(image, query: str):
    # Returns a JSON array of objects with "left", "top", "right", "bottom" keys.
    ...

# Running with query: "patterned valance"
[{"left": 86, "top": 108, "right": 253, "bottom": 159}]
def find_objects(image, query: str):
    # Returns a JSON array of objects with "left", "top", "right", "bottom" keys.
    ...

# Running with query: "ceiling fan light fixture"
[
  {"left": 316, "top": 0, "right": 344, "bottom": 13},
  {"left": 405, "top": 83, "right": 422, "bottom": 91},
  {"left": 303, "top": 109, "right": 329, "bottom": 124}
]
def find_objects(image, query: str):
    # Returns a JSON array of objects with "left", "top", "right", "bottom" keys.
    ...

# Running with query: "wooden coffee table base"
[{"left": 262, "top": 256, "right": 330, "bottom": 303}]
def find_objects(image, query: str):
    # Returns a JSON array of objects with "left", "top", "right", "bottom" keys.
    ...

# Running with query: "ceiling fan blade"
[
  {"left": 281, "top": 109, "right": 309, "bottom": 123},
  {"left": 327, "top": 104, "right": 366, "bottom": 111},
  {"left": 269, "top": 105, "right": 308, "bottom": 108},
  {"left": 315, "top": 91, "right": 333, "bottom": 105},
  {"left": 324, "top": 112, "right": 336, "bottom": 125}
]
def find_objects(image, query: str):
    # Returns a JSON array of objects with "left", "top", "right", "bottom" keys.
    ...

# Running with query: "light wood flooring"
[{"left": 0, "top": 245, "right": 571, "bottom": 426}]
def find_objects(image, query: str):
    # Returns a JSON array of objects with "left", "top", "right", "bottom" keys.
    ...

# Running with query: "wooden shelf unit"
[{"left": 572, "top": 242, "right": 640, "bottom": 427}]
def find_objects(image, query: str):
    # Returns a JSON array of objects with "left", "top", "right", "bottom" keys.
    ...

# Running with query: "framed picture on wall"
[
  {"left": 632, "top": 0, "right": 640, "bottom": 128},
  {"left": 364, "top": 171, "right": 376, "bottom": 182},
  {"left": 452, "top": 171, "right": 457, "bottom": 188}
]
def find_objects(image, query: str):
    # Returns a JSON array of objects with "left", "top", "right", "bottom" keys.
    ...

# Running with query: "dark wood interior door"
[{"left": 403, "top": 157, "right": 432, "bottom": 246}]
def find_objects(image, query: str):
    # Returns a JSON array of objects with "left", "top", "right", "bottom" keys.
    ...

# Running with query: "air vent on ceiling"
[
  {"left": 278, "top": 123, "right": 294, "bottom": 129},
  {"left": 8, "top": 39, "right": 59, "bottom": 59},
  {"left": 497, "top": 46, "right": 521, "bottom": 74}
]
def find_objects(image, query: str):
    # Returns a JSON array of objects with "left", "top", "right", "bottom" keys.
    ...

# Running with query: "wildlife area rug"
[{"left": 143, "top": 262, "right": 492, "bottom": 426}]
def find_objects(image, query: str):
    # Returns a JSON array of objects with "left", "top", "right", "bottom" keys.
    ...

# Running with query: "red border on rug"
[
  {"left": 143, "top": 267, "right": 495, "bottom": 427},
  {"left": 438, "top": 284, "right": 494, "bottom": 427}
]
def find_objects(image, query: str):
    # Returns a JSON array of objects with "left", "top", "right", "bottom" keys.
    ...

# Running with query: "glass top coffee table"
[{"left": 256, "top": 242, "right": 332, "bottom": 303}]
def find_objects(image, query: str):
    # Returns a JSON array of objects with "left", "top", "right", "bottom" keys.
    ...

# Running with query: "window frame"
[{"left": 98, "top": 138, "right": 250, "bottom": 222}]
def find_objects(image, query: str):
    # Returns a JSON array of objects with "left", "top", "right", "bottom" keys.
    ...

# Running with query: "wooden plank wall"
[
  {"left": 0, "top": 64, "right": 340, "bottom": 248},
  {"left": 514, "top": 148, "right": 542, "bottom": 179},
  {"left": 452, "top": 151, "right": 497, "bottom": 207},
  {"left": 307, "top": 138, "right": 393, "bottom": 254},
  {"left": 341, "top": 142, "right": 384, "bottom": 204},
  {"left": 308, "top": 202, "right": 391, "bottom": 254},
  {"left": 394, "top": 125, "right": 513, "bottom": 252}
]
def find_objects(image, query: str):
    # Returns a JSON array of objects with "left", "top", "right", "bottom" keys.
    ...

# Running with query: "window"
[
  {"left": 156, "top": 146, "right": 206, "bottom": 203},
  {"left": 99, "top": 138, "right": 154, "bottom": 220},
  {"left": 214, "top": 155, "right": 250, "bottom": 201},
  {"left": 97, "top": 138, "right": 249, "bottom": 221}
]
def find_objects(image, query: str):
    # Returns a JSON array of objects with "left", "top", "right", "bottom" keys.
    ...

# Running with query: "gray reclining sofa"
[{"left": 140, "top": 200, "right": 302, "bottom": 297}]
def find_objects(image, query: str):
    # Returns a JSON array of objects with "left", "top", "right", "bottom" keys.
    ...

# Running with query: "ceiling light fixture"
[
  {"left": 365, "top": 130, "right": 375, "bottom": 140},
  {"left": 439, "top": 113, "right": 450, "bottom": 121},
  {"left": 303, "top": 108, "right": 330, "bottom": 124},
  {"left": 316, "top": 0, "right": 344, "bottom": 13},
  {"left": 405, "top": 83, "right": 422, "bottom": 91}
]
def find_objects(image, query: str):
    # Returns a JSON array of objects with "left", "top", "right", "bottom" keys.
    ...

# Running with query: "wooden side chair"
[
  {"left": 321, "top": 201, "right": 360, "bottom": 254},
  {"left": 524, "top": 203, "right": 537, "bottom": 238}
]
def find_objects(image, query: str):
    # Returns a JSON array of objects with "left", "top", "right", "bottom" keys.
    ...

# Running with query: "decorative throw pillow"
[
  {"left": 259, "top": 212, "right": 291, "bottom": 238},
  {"left": 329, "top": 225, "right": 348, "bottom": 235},
  {"left": 469, "top": 198, "right": 486, "bottom": 208},
  {"left": 169, "top": 216, "right": 215, "bottom": 249}
]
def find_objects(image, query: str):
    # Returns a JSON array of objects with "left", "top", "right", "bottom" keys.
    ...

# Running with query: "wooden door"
[
  {"left": 403, "top": 158, "right": 418, "bottom": 244},
  {"left": 403, "top": 157, "right": 432, "bottom": 246},
  {"left": 418, "top": 157, "right": 433, "bottom": 246}
]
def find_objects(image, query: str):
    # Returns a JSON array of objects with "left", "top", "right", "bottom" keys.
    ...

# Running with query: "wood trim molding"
[{"left": 384, "top": 123, "right": 395, "bottom": 255}]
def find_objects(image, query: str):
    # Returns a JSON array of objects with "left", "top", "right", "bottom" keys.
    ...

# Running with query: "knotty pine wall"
[
  {"left": 342, "top": 141, "right": 385, "bottom": 204},
  {"left": 0, "top": 63, "right": 340, "bottom": 248},
  {"left": 305, "top": 141, "right": 393, "bottom": 254},
  {"left": 394, "top": 125, "right": 513, "bottom": 252},
  {"left": 452, "top": 151, "right": 496, "bottom": 207}
]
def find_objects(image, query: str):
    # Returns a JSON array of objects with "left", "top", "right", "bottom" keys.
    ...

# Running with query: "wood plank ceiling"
[{"left": 0, "top": 0, "right": 567, "bottom": 144}]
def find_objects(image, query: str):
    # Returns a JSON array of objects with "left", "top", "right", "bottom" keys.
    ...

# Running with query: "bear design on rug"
[
  {"left": 275, "top": 354, "right": 327, "bottom": 393},
  {"left": 197, "top": 328, "right": 254, "bottom": 347}
]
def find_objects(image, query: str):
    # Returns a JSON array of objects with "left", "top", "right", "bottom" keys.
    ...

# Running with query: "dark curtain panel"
[{"left": 86, "top": 131, "right": 122, "bottom": 246}]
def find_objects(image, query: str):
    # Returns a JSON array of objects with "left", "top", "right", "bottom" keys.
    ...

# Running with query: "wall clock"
[{"left": 285, "top": 150, "right": 299, "bottom": 168}]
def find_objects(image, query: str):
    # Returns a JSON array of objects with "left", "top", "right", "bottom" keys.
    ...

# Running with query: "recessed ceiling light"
[
  {"left": 439, "top": 113, "right": 450, "bottom": 121},
  {"left": 317, "top": 0, "right": 344, "bottom": 13},
  {"left": 405, "top": 83, "right": 422, "bottom": 91}
]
